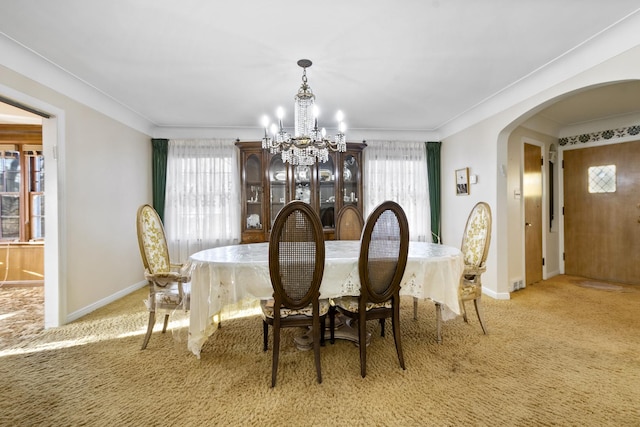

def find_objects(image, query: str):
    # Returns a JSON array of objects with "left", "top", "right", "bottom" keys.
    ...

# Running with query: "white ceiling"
[{"left": 1, "top": 1, "right": 640, "bottom": 136}]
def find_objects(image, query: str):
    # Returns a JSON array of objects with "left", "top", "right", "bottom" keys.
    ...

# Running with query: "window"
[
  {"left": 363, "top": 141, "right": 431, "bottom": 241},
  {"left": 0, "top": 144, "right": 44, "bottom": 241},
  {"left": 164, "top": 139, "right": 240, "bottom": 262},
  {"left": 588, "top": 165, "right": 616, "bottom": 193}
]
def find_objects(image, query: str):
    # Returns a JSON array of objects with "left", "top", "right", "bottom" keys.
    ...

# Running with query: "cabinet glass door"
[
  {"left": 245, "top": 153, "right": 263, "bottom": 231},
  {"left": 269, "top": 156, "right": 287, "bottom": 228},
  {"left": 293, "top": 165, "right": 312, "bottom": 204},
  {"left": 318, "top": 157, "right": 336, "bottom": 229},
  {"left": 342, "top": 154, "right": 359, "bottom": 206}
]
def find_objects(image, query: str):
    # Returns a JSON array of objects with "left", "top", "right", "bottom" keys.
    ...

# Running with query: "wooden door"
[
  {"left": 563, "top": 140, "right": 640, "bottom": 284},
  {"left": 524, "top": 143, "right": 543, "bottom": 285}
]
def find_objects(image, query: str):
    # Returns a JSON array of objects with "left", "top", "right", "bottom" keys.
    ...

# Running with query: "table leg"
[
  {"left": 294, "top": 314, "right": 371, "bottom": 350},
  {"left": 435, "top": 302, "right": 443, "bottom": 344}
]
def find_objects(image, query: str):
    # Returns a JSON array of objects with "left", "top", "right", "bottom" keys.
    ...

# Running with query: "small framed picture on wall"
[{"left": 456, "top": 167, "right": 470, "bottom": 195}]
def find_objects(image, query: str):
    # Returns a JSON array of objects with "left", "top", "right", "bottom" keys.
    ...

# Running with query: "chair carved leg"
[
  {"left": 320, "top": 317, "right": 326, "bottom": 347},
  {"left": 162, "top": 314, "right": 170, "bottom": 333},
  {"left": 313, "top": 317, "right": 323, "bottom": 384},
  {"left": 379, "top": 318, "right": 385, "bottom": 337},
  {"left": 271, "top": 322, "right": 280, "bottom": 388},
  {"left": 435, "top": 302, "right": 443, "bottom": 344},
  {"left": 393, "top": 305, "right": 405, "bottom": 370},
  {"left": 359, "top": 313, "right": 367, "bottom": 378},
  {"left": 413, "top": 297, "right": 418, "bottom": 320},
  {"left": 141, "top": 311, "right": 155, "bottom": 350},
  {"left": 263, "top": 320, "right": 268, "bottom": 351},
  {"left": 461, "top": 300, "right": 469, "bottom": 323},
  {"left": 474, "top": 298, "right": 488, "bottom": 334}
]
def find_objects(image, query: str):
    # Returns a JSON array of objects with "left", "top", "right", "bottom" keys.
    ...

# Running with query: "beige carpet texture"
[{"left": 0, "top": 275, "right": 638, "bottom": 426}]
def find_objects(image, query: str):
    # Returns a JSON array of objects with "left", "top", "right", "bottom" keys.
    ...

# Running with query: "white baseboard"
[
  {"left": 482, "top": 287, "right": 510, "bottom": 300},
  {"left": 66, "top": 280, "right": 147, "bottom": 323},
  {"left": 545, "top": 270, "right": 561, "bottom": 279}
]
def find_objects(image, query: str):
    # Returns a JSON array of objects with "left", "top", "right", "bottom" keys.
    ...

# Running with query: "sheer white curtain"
[
  {"left": 363, "top": 140, "right": 431, "bottom": 241},
  {"left": 164, "top": 139, "right": 241, "bottom": 262}
]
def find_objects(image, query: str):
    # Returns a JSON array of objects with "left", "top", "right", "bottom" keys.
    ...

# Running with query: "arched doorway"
[{"left": 500, "top": 80, "right": 640, "bottom": 292}]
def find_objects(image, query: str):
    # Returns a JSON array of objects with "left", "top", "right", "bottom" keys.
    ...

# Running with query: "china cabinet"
[{"left": 236, "top": 140, "right": 366, "bottom": 243}]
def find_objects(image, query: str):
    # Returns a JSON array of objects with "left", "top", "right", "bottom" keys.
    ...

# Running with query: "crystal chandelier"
[{"left": 261, "top": 59, "right": 347, "bottom": 166}]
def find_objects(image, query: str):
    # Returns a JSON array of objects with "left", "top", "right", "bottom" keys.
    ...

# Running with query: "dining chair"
[
  {"left": 413, "top": 202, "right": 492, "bottom": 343},
  {"left": 136, "top": 204, "right": 191, "bottom": 350},
  {"left": 415, "top": 201, "right": 492, "bottom": 341},
  {"left": 335, "top": 204, "right": 364, "bottom": 240},
  {"left": 330, "top": 200, "right": 409, "bottom": 378},
  {"left": 458, "top": 201, "right": 492, "bottom": 334},
  {"left": 261, "top": 200, "right": 328, "bottom": 387}
]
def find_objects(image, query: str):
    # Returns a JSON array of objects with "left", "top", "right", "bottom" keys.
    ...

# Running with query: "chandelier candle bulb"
[
  {"left": 313, "top": 105, "right": 319, "bottom": 130},
  {"left": 277, "top": 107, "right": 284, "bottom": 131}
]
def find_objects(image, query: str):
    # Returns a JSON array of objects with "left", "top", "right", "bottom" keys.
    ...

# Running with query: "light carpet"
[{"left": 0, "top": 275, "right": 638, "bottom": 426}]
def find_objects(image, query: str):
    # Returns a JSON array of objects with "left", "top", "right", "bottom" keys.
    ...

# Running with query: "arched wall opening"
[{"left": 496, "top": 80, "right": 640, "bottom": 294}]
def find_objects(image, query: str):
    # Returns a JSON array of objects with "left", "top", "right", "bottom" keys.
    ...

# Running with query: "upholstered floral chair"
[
  {"left": 136, "top": 204, "right": 191, "bottom": 350},
  {"left": 458, "top": 201, "right": 492, "bottom": 334}
]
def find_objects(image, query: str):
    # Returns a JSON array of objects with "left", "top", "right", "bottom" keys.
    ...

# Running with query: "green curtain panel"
[
  {"left": 426, "top": 141, "right": 441, "bottom": 244},
  {"left": 151, "top": 138, "right": 169, "bottom": 221}
]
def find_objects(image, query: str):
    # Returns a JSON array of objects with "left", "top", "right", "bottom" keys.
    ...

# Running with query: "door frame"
[
  {"left": 521, "top": 138, "right": 547, "bottom": 285},
  {"left": 0, "top": 83, "right": 65, "bottom": 328}
]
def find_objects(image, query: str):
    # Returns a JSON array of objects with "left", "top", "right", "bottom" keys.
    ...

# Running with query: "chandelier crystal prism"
[{"left": 261, "top": 59, "right": 347, "bottom": 166}]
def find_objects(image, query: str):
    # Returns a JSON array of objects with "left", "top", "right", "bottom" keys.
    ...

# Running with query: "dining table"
[{"left": 187, "top": 240, "right": 464, "bottom": 358}]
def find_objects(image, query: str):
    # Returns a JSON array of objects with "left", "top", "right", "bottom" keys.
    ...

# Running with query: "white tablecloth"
[{"left": 188, "top": 240, "right": 463, "bottom": 357}]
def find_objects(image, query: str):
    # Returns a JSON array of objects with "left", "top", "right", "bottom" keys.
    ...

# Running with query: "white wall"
[
  {"left": 441, "top": 120, "right": 502, "bottom": 296},
  {"left": 63, "top": 105, "right": 151, "bottom": 316}
]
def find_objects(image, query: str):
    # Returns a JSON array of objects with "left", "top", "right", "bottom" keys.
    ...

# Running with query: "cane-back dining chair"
[
  {"left": 330, "top": 201, "right": 409, "bottom": 378},
  {"left": 335, "top": 204, "right": 365, "bottom": 240},
  {"left": 458, "top": 201, "right": 492, "bottom": 334},
  {"left": 136, "top": 204, "right": 191, "bottom": 350},
  {"left": 261, "top": 201, "right": 328, "bottom": 387}
]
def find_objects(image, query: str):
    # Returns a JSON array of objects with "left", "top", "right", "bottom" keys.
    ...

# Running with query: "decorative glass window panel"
[{"left": 588, "top": 165, "right": 616, "bottom": 193}]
